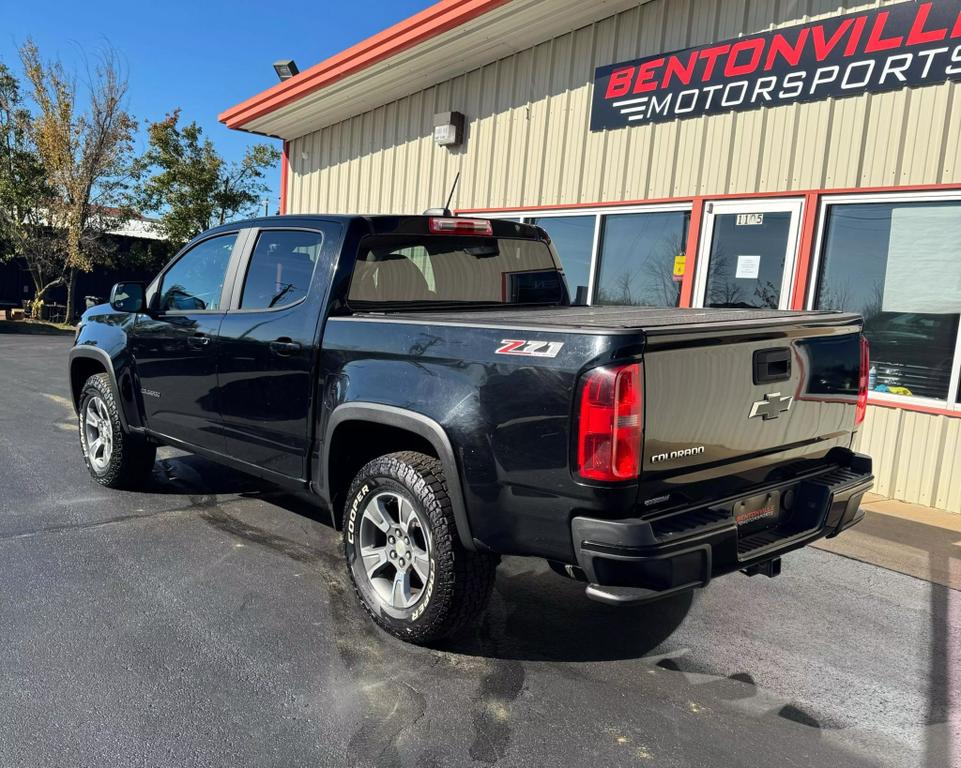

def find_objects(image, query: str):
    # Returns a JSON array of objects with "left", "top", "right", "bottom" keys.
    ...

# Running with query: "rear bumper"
[{"left": 571, "top": 452, "right": 873, "bottom": 606}]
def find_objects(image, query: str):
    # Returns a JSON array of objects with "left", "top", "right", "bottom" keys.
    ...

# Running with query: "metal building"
[{"left": 222, "top": 0, "right": 961, "bottom": 513}]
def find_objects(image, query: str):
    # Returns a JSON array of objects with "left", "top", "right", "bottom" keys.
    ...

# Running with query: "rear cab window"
[
  {"left": 240, "top": 229, "right": 325, "bottom": 310},
  {"left": 347, "top": 232, "right": 568, "bottom": 310}
]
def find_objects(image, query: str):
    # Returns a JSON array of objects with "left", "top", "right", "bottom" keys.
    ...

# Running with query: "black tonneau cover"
[{"left": 355, "top": 305, "right": 861, "bottom": 334}]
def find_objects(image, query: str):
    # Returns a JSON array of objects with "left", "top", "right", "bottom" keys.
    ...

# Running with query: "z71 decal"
[{"left": 496, "top": 339, "right": 564, "bottom": 358}]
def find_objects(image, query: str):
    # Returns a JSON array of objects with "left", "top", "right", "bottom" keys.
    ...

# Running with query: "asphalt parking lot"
[{"left": 1, "top": 332, "right": 957, "bottom": 768}]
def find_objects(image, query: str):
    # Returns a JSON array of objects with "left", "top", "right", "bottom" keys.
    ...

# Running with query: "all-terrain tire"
[
  {"left": 343, "top": 451, "right": 497, "bottom": 644},
  {"left": 78, "top": 373, "right": 156, "bottom": 489}
]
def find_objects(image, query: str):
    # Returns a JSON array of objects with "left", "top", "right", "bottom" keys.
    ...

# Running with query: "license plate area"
[{"left": 732, "top": 490, "right": 782, "bottom": 534}]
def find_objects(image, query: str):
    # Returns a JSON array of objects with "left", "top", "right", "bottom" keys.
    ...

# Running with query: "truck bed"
[{"left": 352, "top": 305, "right": 861, "bottom": 334}]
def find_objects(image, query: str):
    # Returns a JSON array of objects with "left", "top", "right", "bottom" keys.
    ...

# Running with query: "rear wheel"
[
  {"left": 78, "top": 373, "right": 155, "bottom": 489},
  {"left": 343, "top": 451, "right": 497, "bottom": 644}
]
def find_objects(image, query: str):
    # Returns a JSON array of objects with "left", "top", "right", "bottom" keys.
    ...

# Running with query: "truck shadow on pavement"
[
  {"left": 150, "top": 454, "right": 269, "bottom": 496},
  {"left": 148, "top": 452, "right": 697, "bottom": 664},
  {"left": 443, "top": 563, "right": 697, "bottom": 663}
]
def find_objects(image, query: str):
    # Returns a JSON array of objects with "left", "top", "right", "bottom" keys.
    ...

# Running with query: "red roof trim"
[{"left": 219, "top": 0, "right": 511, "bottom": 131}]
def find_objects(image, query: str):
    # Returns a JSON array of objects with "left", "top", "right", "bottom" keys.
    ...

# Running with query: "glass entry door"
[{"left": 693, "top": 199, "right": 804, "bottom": 309}]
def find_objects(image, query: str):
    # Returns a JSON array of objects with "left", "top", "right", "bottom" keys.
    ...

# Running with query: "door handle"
[
  {"left": 753, "top": 347, "right": 791, "bottom": 384},
  {"left": 269, "top": 338, "right": 301, "bottom": 357},
  {"left": 187, "top": 333, "right": 210, "bottom": 348}
]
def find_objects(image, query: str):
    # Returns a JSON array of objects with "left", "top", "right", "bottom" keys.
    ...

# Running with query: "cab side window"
[
  {"left": 159, "top": 234, "right": 237, "bottom": 312},
  {"left": 239, "top": 230, "right": 325, "bottom": 310}
]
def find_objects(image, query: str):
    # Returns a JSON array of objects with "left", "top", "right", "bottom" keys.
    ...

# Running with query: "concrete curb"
[{"left": 813, "top": 494, "right": 961, "bottom": 591}]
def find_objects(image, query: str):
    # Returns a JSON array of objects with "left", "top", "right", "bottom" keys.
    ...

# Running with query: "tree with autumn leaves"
[
  {"left": 18, "top": 41, "right": 137, "bottom": 322},
  {"left": 0, "top": 40, "right": 279, "bottom": 323}
]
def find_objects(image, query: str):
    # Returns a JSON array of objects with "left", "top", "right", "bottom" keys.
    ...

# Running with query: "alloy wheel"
[
  {"left": 357, "top": 491, "right": 432, "bottom": 611},
  {"left": 83, "top": 396, "right": 113, "bottom": 473}
]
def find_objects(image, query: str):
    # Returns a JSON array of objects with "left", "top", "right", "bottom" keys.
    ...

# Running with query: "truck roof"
[{"left": 201, "top": 213, "right": 541, "bottom": 239}]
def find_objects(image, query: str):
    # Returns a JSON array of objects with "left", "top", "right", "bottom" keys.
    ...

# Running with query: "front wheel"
[
  {"left": 78, "top": 373, "right": 156, "bottom": 489},
  {"left": 343, "top": 451, "right": 497, "bottom": 644}
]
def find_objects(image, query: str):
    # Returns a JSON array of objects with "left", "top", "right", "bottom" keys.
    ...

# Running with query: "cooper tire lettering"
[
  {"left": 346, "top": 483, "right": 370, "bottom": 544},
  {"left": 410, "top": 569, "right": 435, "bottom": 621}
]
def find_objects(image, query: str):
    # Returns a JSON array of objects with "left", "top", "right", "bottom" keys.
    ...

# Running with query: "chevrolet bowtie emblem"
[{"left": 749, "top": 392, "right": 794, "bottom": 421}]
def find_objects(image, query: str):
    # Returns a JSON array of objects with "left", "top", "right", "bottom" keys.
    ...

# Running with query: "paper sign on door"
[{"left": 735, "top": 255, "right": 761, "bottom": 279}]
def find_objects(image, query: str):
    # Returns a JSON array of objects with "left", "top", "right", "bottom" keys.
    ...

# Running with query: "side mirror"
[
  {"left": 573, "top": 285, "right": 590, "bottom": 306},
  {"left": 109, "top": 282, "right": 147, "bottom": 314}
]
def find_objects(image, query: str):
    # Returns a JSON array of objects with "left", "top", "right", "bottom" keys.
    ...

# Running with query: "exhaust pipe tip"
[{"left": 547, "top": 560, "right": 588, "bottom": 582}]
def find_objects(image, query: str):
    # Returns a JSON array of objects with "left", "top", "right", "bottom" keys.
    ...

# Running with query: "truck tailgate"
[{"left": 641, "top": 312, "right": 863, "bottom": 476}]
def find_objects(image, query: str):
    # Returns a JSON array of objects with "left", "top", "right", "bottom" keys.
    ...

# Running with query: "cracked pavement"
[{"left": 0, "top": 333, "right": 958, "bottom": 767}]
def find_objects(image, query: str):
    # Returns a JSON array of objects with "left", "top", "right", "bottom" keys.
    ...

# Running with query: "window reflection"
[
  {"left": 594, "top": 211, "right": 689, "bottom": 307},
  {"left": 159, "top": 234, "right": 237, "bottom": 312},
  {"left": 815, "top": 201, "right": 961, "bottom": 401},
  {"left": 704, "top": 212, "right": 790, "bottom": 309},
  {"left": 529, "top": 216, "right": 594, "bottom": 303}
]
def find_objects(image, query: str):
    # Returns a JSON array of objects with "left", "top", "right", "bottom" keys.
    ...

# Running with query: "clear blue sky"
[{"left": 0, "top": 0, "right": 434, "bottom": 213}]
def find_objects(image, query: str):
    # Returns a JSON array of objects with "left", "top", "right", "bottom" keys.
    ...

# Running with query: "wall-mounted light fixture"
[
  {"left": 433, "top": 111, "right": 465, "bottom": 148},
  {"left": 273, "top": 60, "right": 300, "bottom": 82}
]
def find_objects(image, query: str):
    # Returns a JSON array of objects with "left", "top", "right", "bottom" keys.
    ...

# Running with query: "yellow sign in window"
[{"left": 673, "top": 254, "right": 686, "bottom": 281}]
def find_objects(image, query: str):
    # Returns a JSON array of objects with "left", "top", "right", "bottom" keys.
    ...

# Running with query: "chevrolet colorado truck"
[{"left": 69, "top": 214, "right": 873, "bottom": 644}]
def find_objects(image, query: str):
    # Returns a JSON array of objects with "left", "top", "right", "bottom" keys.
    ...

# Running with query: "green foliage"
[
  {"left": 109, "top": 234, "right": 173, "bottom": 272},
  {"left": 0, "top": 61, "right": 50, "bottom": 264},
  {"left": 134, "top": 111, "right": 280, "bottom": 247}
]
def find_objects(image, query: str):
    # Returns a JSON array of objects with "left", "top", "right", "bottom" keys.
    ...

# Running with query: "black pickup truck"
[{"left": 69, "top": 214, "right": 873, "bottom": 643}]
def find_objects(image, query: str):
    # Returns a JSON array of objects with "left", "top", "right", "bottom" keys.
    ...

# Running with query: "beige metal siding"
[
  {"left": 285, "top": 0, "right": 961, "bottom": 215},
  {"left": 856, "top": 407, "right": 961, "bottom": 514}
]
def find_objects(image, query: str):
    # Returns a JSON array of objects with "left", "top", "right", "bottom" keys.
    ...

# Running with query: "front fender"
[{"left": 69, "top": 305, "right": 144, "bottom": 431}]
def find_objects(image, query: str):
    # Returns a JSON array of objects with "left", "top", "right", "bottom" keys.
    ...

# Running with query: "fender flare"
[
  {"left": 67, "top": 346, "right": 135, "bottom": 432},
  {"left": 322, "top": 402, "right": 476, "bottom": 551}
]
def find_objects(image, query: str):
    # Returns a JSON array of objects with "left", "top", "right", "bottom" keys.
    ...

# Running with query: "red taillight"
[
  {"left": 428, "top": 217, "right": 493, "bottom": 235},
  {"left": 577, "top": 362, "right": 644, "bottom": 482},
  {"left": 856, "top": 335, "right": 870, "bottom": 426}
]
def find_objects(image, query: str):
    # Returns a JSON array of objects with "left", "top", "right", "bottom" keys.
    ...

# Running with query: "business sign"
[{"left": 591, "top": 1, "right": 961, "bottom": 131}]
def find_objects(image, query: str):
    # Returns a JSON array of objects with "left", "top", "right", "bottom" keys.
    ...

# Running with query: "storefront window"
[
  {"left": 529, "top": 216, "right": 594, "bottom": 302},
  {"left": 814, "top": 200, "right": 961, "bottom": 401},
  {"left": 594, "top": 211, "right": 689, "bottom": 307}
]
